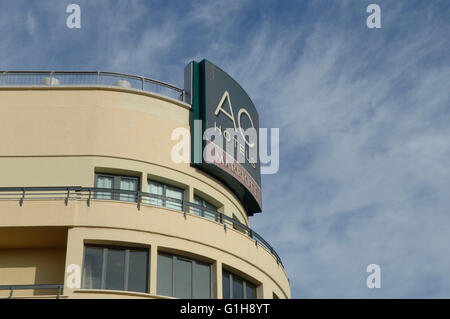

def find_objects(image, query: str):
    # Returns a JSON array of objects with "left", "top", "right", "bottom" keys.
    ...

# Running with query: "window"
[
  {"left": 157, "top": 253, "right": 211, "bottom": 299},
  {"left": 147, "top": 180, "right": 184, "bottom": 211},
  {"left": 232, "top": 214, "right": 247, "bottom": 234},
  {"left": 193, "top": 195, "right": 218, "bottom": 221},
  {"left": 222, "top": 270, "right": 257, "bottom": 299},
  {"left": 95, "top": 174, "right": 139, "bottom": 202},
  {"left": 82, "top": 245, "right": 148, "bottom": 293}
]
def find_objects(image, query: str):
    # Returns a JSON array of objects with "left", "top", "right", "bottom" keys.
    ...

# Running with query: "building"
[{"left": 0, "top": 64, "right": 290, "bottom": 299}]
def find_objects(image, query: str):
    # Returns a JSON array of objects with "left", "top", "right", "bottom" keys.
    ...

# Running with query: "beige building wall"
[
  {"left": 0, "top": 87, "right": 247, "bottom": 225},
  {"left": 0, "top": 86, "right": 290, "bottom": 299},
  {"left": 0, "top": 248, "right": 66, "bottom": 298}
]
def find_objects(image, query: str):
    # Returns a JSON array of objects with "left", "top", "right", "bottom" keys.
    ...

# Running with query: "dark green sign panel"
[{"left": 185, "top": 59, "right": 262, "bottom": 215}]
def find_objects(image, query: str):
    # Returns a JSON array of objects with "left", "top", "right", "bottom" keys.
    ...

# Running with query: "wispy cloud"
[
  {"left": 26, "top": 10, "right": 36, "bottom": 36},
  {"left": 221, "top": 1, "right": 450, "bottom": 298},
  {"left": 0, "top": 0, "right": 448, "bottom": 298}
]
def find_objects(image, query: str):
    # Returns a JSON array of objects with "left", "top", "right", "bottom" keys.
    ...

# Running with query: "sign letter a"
[{"left": 214, "top": 91, "right": 237, "bottom": 130}]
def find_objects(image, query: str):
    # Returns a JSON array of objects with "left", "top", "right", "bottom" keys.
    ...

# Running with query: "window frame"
[
  {"left": 193, "top": 195, "right": 219, "bottom": 221},
  {"left": 82, "top": 244, "right": 149, "bottom": 293},
  {"left": 222, "top": 269, "right": 257, "bottom": 299},
  {"left": 157, "top": 252, "right": 213, "bottom": 299},
  {"left": 95, "top": 173, "right": 140, "bottom": 202},
  {"left": 232, "top": 214, "right": 247, "bottom": 233},
  {"left": 147, "top": 179, "right": 185, "bottom": 211}
]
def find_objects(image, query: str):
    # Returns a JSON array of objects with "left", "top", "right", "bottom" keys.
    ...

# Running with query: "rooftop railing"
[
  {"left": 0, "top": 71, "right": 186, "bottom": 102},
  {"left": 0, "top": 187, "right": 284, "bottom": 268}
]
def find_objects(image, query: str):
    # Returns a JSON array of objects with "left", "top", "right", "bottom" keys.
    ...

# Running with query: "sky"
[{"left": 0, "top": 0, "right": 449, "bottom": 298}]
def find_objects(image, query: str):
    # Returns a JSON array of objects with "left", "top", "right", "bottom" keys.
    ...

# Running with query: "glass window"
[
  {"left": 222, "top": 270, "right": 257, "bottom": 299},
  {"left": 147, "top": 180, "right": 184, "bottom": 211},
  {"left": 82, "top": 246, "right": 103, "bottom": 289},
  {"left": 194, "top": 262, "right": 211, "bottom": 299},
  {"left": 232, "top": 214, "right": 247, "bottom": 234},
  {"left": 82, "top": 245, "right": 148, "bottom": 293},
  {"left": 157, "top": 253, "right": 211, "bottom": 299},
  {"left": 128, "top": 250, "right": 148, "bottom": 293},
  {"left": 203, "top": 201, "right": 218, "bottom": 221},
  {"left": 232, "top": 276, "right": 244, "bottom": 299},
  {"left": 246, "top": 283, "right": 257, "bottom": 299},
  {"left": 193, "top": 195, "right": 218, "bottom": 221},
  {"left": 222, "top": 272, "right": 230, "bottom": 299},
  {"left": 105, "top": 249, "right": 125, "bottom": 290},
  {"left": 175, "top": 258, "right": 192, "bottom": 298},
  {"left": 166, "top": 186, "right": 184, "bottom": 211},
  {"left": 95, "top": 174, "right": 139, "bottom": 202},
  {"left": 96, "top": 175, "right": 114, "bottom": 200},
  {"left": 193, "top": 196, "right": 203, "bottom": 216},
  {"left": 157, "top": 254, "right": 173, "bottom": 297},
  {"left": 148, "top": 181, "right": 163, "bottom": 207},
  {"left": 119, "top": 177, "right": 138, "bottom": 202}
]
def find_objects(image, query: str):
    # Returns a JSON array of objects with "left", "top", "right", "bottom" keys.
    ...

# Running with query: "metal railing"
[
  {"left": 0, "top": 284, "right": 63, "bottom": 299},
  {"left": 0, "top": 71, "right": 186, "bottom": 102},
  {"left": 0, "top": 186, "right": 284, "bottom": 267}
]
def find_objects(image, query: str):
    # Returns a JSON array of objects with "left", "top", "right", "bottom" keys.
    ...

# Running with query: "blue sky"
[{"left": 1, "top": 0, "right": 449, "bottom": 298}]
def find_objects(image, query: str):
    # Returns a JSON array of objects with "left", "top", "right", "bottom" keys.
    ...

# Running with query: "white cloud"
[
  {"left": 0, "top": 0, "right": 448, "bottom": 298},
  {"left": 186, "top": 0, "right": 250, "bottom": 25},
  {"left": 208, "top": 1, "right": 450, "bottom": 298},
  {"left": 26, "top": 10, "right": 36, "bottom": 36}
]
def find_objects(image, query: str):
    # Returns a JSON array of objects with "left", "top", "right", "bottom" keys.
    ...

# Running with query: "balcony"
[
  {"left": 0, "top": 187, "right": 284, "bottom": 268},
  {"left": 0, "top": 71, "right": 186, "bottom": 102},
  {"left": 0, "top": 284, "right": 64, "bottom": 299}
]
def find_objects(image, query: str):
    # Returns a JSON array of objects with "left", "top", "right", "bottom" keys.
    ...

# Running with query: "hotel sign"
[{"left": 185, "top": 60, "right": 262, "bottom": 215}]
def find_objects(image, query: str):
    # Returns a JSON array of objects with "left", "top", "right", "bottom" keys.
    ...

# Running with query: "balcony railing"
[
  {"left": 0, "top": 187, "right": 284, "bottom": 267},
  {"left": 0, "top": 284, "right": 64, "bottom": 299},
  {"left": 0, "top": 71, "right": 186, "bottom": 102}
]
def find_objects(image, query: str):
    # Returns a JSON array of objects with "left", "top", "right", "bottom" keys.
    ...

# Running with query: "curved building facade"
[{"left": 0, "top": 69, "right": 290, "bottom": 299}]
